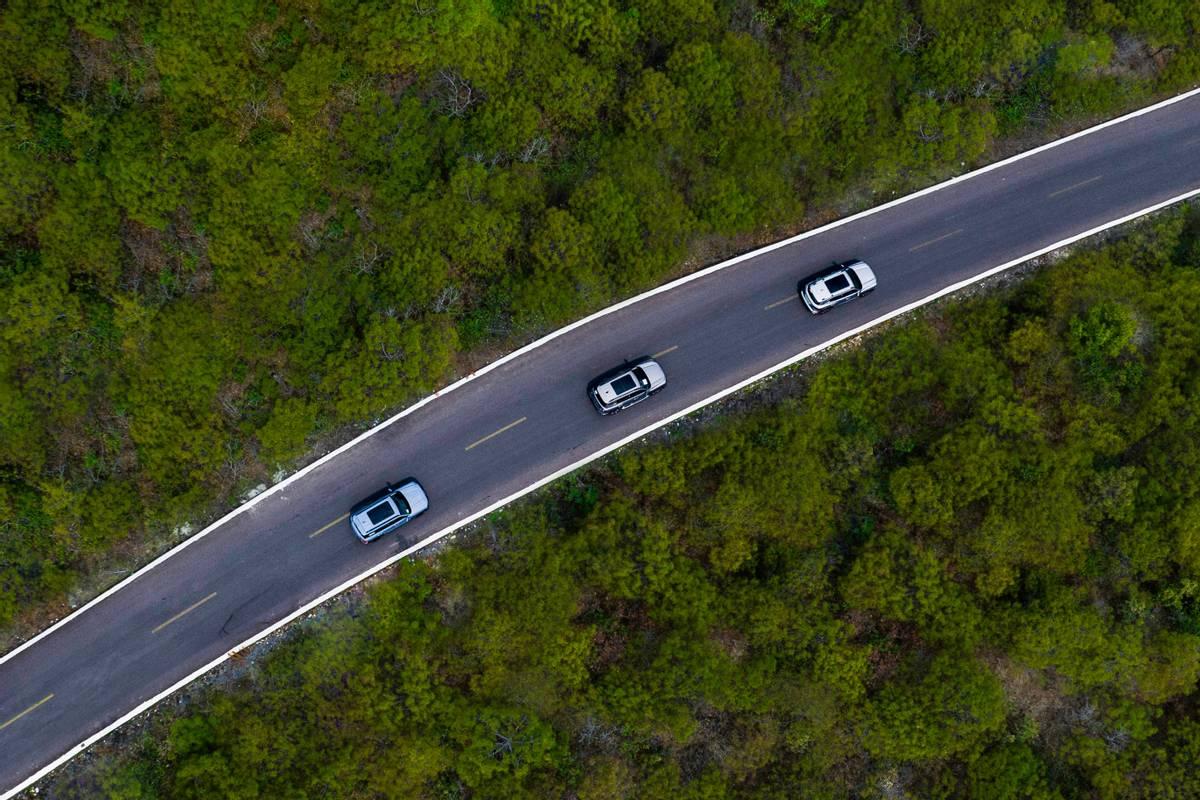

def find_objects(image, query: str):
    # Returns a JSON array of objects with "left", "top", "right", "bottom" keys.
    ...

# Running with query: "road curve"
[{"left": 3, "top": 88, "right": 1200, "bottom": 797}]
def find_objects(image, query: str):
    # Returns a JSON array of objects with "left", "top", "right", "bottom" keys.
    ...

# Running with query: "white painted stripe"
[
  {"left": 5, "top": 183, "right": 1198, "bottom": 800},
  {"left": 909, "top": 228, "right": 964, "bottom": 252},
  {"left": 464, "top": 417, "right": 527, "bottom": 451},
  {"left": 150, "top": 592, "right": 217, "bottom": 635},
  {"left": 2, "top": 85, "right": 1200, "bottom": 799},
  {"left": 0, "top": 696, "right": 53, "bottom": 734},
  {"left": 5, "top": 85, "right": 1198, "bottom": 674},
  {"left": 308, "top": 513, "right": 350, "bottom": 539},
  {"left": 1048, "top": 175, "right": 1104, "bottom": 198}
]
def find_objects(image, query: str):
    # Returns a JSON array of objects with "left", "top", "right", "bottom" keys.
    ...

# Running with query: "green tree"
[
  {"left": 256, "top": 398, "right": 319, "bottom": 467},
  {"left": 861, "top": 651, "right": 1008, "bottom": 761}
]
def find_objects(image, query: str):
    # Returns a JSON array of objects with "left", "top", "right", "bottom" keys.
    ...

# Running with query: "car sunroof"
[
  {"left": 366, "top": 500, "right": 394, "bottom": 526},
  {"left": 825, "top": 273, "right": 851, "bottom": 292},
  {"left": 610, "top": 374, "right": 636, "bottom": 396}
]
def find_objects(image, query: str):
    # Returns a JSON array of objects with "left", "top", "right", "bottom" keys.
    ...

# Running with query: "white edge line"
[
  {"left": 4, "top": 184, "right": 1199, "bottom": 800},
  {"left": 3, "top": 85, "right": 1197, "bottom": 674}
]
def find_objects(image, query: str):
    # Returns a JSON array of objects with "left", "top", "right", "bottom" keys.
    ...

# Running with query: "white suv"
[
  {"left": 588, "top": 357, "right": 666, "bottom": 415},
  {"left": 798, "top": 259, "right": 877, "bottom": 314},
  {"left": 349, "top": 479, "right": 429, "bottom": 542}
]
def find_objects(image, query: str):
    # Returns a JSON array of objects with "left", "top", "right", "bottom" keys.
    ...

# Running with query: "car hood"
[
  {"left": 397, "top": 480, "right": 429, "bottom": 516},
  {"left": 640, "top": 360, "right": 666, "bottom": 390},
  {"left": 847, "top": 261, "right": 877, "bottom": 291}
]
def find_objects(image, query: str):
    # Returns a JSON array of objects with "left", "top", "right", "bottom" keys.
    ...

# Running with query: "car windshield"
[
  {"left": 609, "top": 374, "right": 637, "bottom": 396},
  {"left": 632, "top": 367, "right": 648, "bottom": 385},
  {"left": 824, "top": 272, "right": 851, "bottom": 293},
  {"left": 366, "top": 500, "right": 395, "bottom": 526}
]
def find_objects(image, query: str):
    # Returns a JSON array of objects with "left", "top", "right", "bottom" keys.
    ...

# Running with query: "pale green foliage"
[{"left": 256, "top": 398, "right": 319, "bottom": 467}]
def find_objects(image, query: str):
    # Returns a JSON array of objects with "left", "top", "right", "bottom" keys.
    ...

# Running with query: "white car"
[
  {"left": 798, "top": 259, "right": 877, "bottom": 313},
  {"left": 588, "top": 357, "right": 666, "bottom": 415},
  {"left": 349, "top": 479, "right": 429, "bottom": 543}
]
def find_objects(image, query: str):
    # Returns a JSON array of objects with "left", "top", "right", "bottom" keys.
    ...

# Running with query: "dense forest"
[
  {"left": 34, "top": 209, "right": 1200, "bottom": 798},
  {"left": 3, "top": 0, "right": 1200, "bottom": 630}
]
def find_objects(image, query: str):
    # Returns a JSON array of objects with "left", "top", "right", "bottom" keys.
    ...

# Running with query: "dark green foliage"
[
  {"left": 967, "top": 743, "right": 1061, "bottom": 799},
  {"left": 55, "top": 212, "right": 1200, "bottom": 797},
  {"left": 860, "top": 651, "right": 1007, "bottom": 762}
]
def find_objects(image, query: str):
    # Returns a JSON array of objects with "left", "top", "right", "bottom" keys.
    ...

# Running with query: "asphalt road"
[{"left": 4, "top": 91, "right": 1200, "bottom": 796}]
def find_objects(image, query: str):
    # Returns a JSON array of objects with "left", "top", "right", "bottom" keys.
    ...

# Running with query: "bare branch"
[
  {"left": 916, "top": 123, "right": 943, "bottom": 143},
  {"left": 243, "top": 97, "right": 269, "bottom": 123},
  {"left": 248, "top": 31, "right": 270, "bottom": 60},
  {"left": 970, "top": 78, "right": 996, "bottom": 99},
  {"left": 379, "top": 340, "right": 405, "bottom": 362},
  {"left": 437, "top": 70, "right": 481, "bottom": 118},
  {"left": 299, "top": 221, "right": 321, "bottom": 252},
  {"left": 353, "top": 242, "right": 382, "bottom": 275},
  {"left": 896, "top": 21, "right": 931, "bottom": 55},
  {"left": 518, "top": 135, "right": 550, "bottom": 164},
  {"left": 431, "top": 284, "right": 461, "bottom": 313}
]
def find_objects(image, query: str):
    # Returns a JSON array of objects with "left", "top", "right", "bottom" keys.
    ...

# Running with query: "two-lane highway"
[{"left": 3, "top": 88, "right": 1200, "bottom": 797}]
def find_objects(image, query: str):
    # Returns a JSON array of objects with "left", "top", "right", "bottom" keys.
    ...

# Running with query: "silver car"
[
  {"left": 588, "top": 357, "right": 666, "bottom": 415},
  {"left": 349, "top": 478, "right": 429, "bottom": 543},
  {"left": 799, "top": 259, "right": 877, "bottom": 313}
]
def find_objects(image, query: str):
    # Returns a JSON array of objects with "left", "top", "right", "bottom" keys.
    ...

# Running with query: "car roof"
[
  {"left": 802, "top": 259, "right": 872, "bottom": 285},
  {"left": 589, "top": 357, "right": 654, "bottom": 389},
  {"left": 823, "top": 271, "right": 852, "bottom": 290}
]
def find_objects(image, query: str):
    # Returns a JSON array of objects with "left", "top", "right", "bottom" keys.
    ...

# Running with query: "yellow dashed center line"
[
  {"left": 152, "top": 592, "right": 218, "bottom": 634},
  {"left": 0, "top": 694, "right": 54, "bottom": 732},
  {"left": 652, "top": 345, "right": 679, "bottom": 359},
  {"left": 465, "top": 417, "right": 527, "bottom": 452},
  {"left": 308, "top": 513, "right": 350, "bottom": 539},
  {"left": 909, "top": 228, "right": 964, "bottom": 252},
  {"left": 1048, "top": 175, "right": 1103, "bottom": 198},
  {"left": 764, "top": 295, "right": 795, "bottom": 311},
  {"left": 1185, "top": 137, "right": 1200, "bottom": 148}
]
